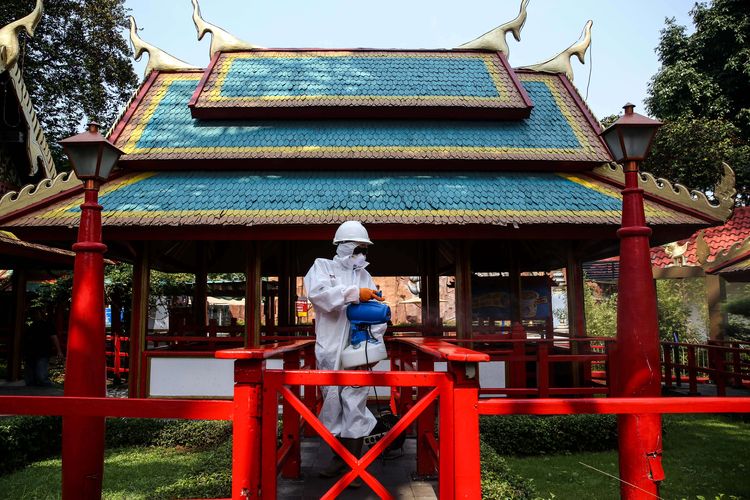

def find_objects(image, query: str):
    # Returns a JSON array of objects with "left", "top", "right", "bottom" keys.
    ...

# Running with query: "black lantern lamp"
[
  {"left": 600, "top": 103, "right": 662, "bottom": 163},
  {"left": 59, "top": 122, "right": 123, "bottom": 184}
]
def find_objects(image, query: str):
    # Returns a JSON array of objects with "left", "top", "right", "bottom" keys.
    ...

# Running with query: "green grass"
[
  {"left": 1, "top": 414, "right": 748, "bottom": 499},
  {"left": 0, "top": 441, "right": 231, "bottom": 500},
  {"left": 505, "top": 414, "right": 750, "bottom": 500}
]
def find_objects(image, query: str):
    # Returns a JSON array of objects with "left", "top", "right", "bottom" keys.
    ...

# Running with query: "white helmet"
[{"left": 333, "top": 220, "right": 373, "bottom": 245}]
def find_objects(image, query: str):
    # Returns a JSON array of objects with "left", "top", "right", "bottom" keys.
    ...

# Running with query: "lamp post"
[
  {"left": 59, "top": 122, "right": 122, "bottom": 499},
  {"left": 600, "top": 104, "right": 663, "bottom": 499}
]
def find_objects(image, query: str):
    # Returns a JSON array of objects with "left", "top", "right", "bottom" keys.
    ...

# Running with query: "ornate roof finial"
[
  {"left": 520, "top": 20, "right": 592, "bottom": 81},
  {"left": 191, "top": 0, "right": 260, "bottom": 58},
  {"left": 129, "top": 16, "right": 199, "bottom": 77},
  {"left": 457, "top": 0, "right": 529, "bottom": 58},
  {"left": 0, "top": 0, "right": 43, "bottom": 69},
  {"left": 714, "top": 162, "right": 737, "bottom": 205}
]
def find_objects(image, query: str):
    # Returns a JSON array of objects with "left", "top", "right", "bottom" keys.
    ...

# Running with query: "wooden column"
[
  {"left": 245, "top": 242, "right": 262, "bottom": 347},
  {"left": 128, "top": 243, "right": 150, "bottom": 398},
  {"left": 9, "top": 269, "right": 27, "bottom": 381},
  {"left": 420, "top": 241, "right": 440, "bottom": 336},
  {"left": 278, "top": 242, "right": 293, "bottom": 328},
  {"left": 194, "top": 243, "right": 208, "bottom": 333},
  {"left": 706, "top": 274, "right": 726, "bottom": 341},
  {"left": 566, "top": 247, "right": 589, "bottom": 386},
  {"left": 509, "top": 245, "right": 522, "bottom": 324},
  {"left": 455, "top": 241, "right": 473, "bottom": 339}
]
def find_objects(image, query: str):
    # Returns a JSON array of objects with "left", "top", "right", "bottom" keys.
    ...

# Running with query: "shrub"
[
  {"left": 152, "top": 440, "right": 232, "bottom": 499},
  {"left": 0, "top": 416, "right": 62, "bottom": 474},
  {"left": 153, "top": 420, "right": 232, "bottom": 450},
  {"left": 0, "top": 416, "right": 232, "bottom": 475},
  {"left": 479, "top": 414, "right": 617, "bottom": 456},
  {"left": 105, "top": 418, "right": 173, "bottom": 448},
  {"left": 480, "top": 440, "right": 535, "bottom": 500}
]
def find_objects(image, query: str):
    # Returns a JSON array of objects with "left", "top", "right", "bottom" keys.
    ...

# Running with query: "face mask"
[
  {"left": 351, "top": 254, "right": 367, "bottom": 268},
  {"left": 336, "top": 241, "right": 359, "bottom": 259}
]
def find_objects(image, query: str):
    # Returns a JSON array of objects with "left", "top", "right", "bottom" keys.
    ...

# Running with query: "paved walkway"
[
  {"left": 278, "top": 437, "right": 438, "bottom": 499},
  {"left": 663, "top": 382, "right": 750, "bottom": 397}
]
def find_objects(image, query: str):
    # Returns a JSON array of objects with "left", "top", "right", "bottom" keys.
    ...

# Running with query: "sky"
[{"left": 122, "top": 0, "right": 697, "bottom": 120}]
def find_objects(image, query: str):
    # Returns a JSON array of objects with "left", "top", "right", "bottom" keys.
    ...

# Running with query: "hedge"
[
  {"left": 479, "top": 414, "right": 618, "bottom": 456},
  {"left": 0, "top": 416, "right": 62, "bottom": 474},
  {"left": 0, "top": 416, "right": 231, "bottom": 475},
  {"left": 480, "top": 440, "right": 535, "bottom": 499}
]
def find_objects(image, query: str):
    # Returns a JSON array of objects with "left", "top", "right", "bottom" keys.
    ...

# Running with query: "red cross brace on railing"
[
  {"left": 216, "top": 337, "right": 489, "bottom": 500},
  {"left": 0, "top": 337, "right": 749, "bottom": 500}
]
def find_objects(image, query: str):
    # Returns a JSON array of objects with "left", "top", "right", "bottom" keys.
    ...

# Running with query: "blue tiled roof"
[
  {"left": 12, "top": 170, "right": 701, "bottom": 228},
  {"left": 97, "top": 171, "right": 620, "bottom": 212},
  {"left": 222, "top": 56, "right": 501, "bottom": 98},
  {"left": 115, "top": 72, "right": 609, "bottom": 163},
  {"left": 140, "top": 80, "right": 575, "bottom": 149}
]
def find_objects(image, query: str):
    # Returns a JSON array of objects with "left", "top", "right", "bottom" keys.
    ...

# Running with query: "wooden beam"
[
  {"left": 509, "top": 245, "right": 522, "bottom": 324},
  {"left": 566, "top": 246, "right": 589, "bottom": 386},
  {"left": 278, "top": 242, "right": 293, "bottom": 328},
  {"left": 566, "top": 247, "right": 586, "bottom": 338},
  {"left": 652, "top": 266, "right": 705, "bottom": 279},
  {"left": 455, "top": 241, "right": 473, "bottom": 339},
  {"left": 194, "top": 243, "right": 208, "bottom": 330},
  {"left": 10, "top": 269, "right": 27, "bottom": 381},
  {"left": 245, "top": 242, "right": 261, "bottom": 347},
  {"left": 706, "top": 274, "right": 726, "bottom": 341},
  {"left": 128, "top": 243, "right": 150, "bottom": 398},
  {"left": 420, "top": 241, "right": 440, "bottom": 336}
]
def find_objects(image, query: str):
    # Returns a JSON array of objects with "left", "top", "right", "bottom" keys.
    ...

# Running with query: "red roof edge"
[
  {"left": 555, "top": 74, "right": 611, "bottom": 158},
  {"left": 188, "top": 52, "right": 221, "bottom": 110},
  {"left": 500, "top": 52, "right": 534, "bottom": 110},
  {"left": 108, "top": 71, "right": 160, "bottom": 145}
]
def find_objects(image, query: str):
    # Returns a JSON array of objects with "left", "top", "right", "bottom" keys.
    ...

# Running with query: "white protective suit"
[{"left": 303, "top": 243, "right": 386, "bottom": 439}]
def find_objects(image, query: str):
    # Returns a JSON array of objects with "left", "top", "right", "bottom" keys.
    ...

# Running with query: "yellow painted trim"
[
  {"left": 45, "top": 172, "right": 158, "bottom": 217},
  {"left": 208, "top": 51, "right": 511, "bottom": 104}
]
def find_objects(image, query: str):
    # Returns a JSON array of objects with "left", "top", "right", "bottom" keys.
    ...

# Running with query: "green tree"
[
  {"left": 641, "top": 0, "right": 750, "bottom": 202},
  {"left": 584, "top": 279, "right": 707, "bottom": 342},
  {"left": 0, "top": 0, "right": 138, "bottom": 167},
  {"left": 583, "top": 281, "right": 618, "bottom": 338}
]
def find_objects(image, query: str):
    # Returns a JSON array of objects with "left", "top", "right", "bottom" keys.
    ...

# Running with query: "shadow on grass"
[
  {"left": 503, "top": 414, "right": 750, "bottom": 500},
  {"left": 0, "top": 442, "right": 231, "bottom": 500}
]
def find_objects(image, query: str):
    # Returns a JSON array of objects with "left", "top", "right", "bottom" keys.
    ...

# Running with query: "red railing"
[
  {"left": 2, "top": 336, "right": 750, "bottom": 499},
  {"left": 661, "top": 341, "right": 750, "bottom": 395},
  {"left": 105, "top": 333, "right": 129, "bottom": 382}
]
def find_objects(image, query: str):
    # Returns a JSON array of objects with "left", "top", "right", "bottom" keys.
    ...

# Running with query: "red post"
[
  {"left": 732, "top": 343, "right": 742, "bottom": 388},
  {"left": 62, "top": 181, "right": 107, "bottom": 499},
  {"left": 612, "top": 160, "right": 663, "bottom": 499},
  {"left": 448, "top": 362, "right": 481, "bottom": 499},
  {"left": 510, "top": 322, "right": 526, "bottom": 391},
  {"left": 713, "top": 347, "right": 726, "bottom": 397},
  {"left": 416, "top": 351, "right": 437, "bottom": 477},
  {"left": 281, "top": 351, "right": 301, "bottom": 478},
  {"left": 687, "top": 346, "right": 698, "bottom": 395},
  {"left": 232, "top": 359, "right": 263, "bottom": 499},
  {"left": 662, "top": 347, "right": 673, "bottom": 388},
  {"left": 537, "top": 341, "right": 550, "bottom": 398}
]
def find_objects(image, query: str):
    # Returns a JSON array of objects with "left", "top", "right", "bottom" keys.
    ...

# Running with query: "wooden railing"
[{"left": 661, "top": 341, "right": 750, "bottom": 395}]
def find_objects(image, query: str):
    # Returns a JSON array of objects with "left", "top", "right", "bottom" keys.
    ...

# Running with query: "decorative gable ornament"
[
  {"left": 458, "top": 0, "right": 529, "bottom": 59},
  {"left": 0, "top": 0, "right": 42, "bottom": 69},
  {"left": 191, "top": 0, "right": 261, "bottom": 58},
  {"left": 129, "top": 16, "right": 200, "bottom": 77},
  {"left": 520, "top": 20, "right": 592, "bottom": 82}
]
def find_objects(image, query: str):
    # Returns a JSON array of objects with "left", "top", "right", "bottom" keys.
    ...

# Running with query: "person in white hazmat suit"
[{"left": 303, "top": 221, "right": 386, "bottom": 483}]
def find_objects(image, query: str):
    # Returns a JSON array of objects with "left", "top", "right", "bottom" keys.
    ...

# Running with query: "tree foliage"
[
  {"left": 584, "top": 279, "right": 707, "bottom": 342},
  {"left": 0, "top": 0, "right": 138, "bottom": 167},
  {"left": 642, "top": 0, "right": 750, "bottom": 202}
]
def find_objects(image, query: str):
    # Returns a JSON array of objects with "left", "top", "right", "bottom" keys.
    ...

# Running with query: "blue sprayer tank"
[{"left": 341, "top": 300, "right": 390, "bottom": 368}]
